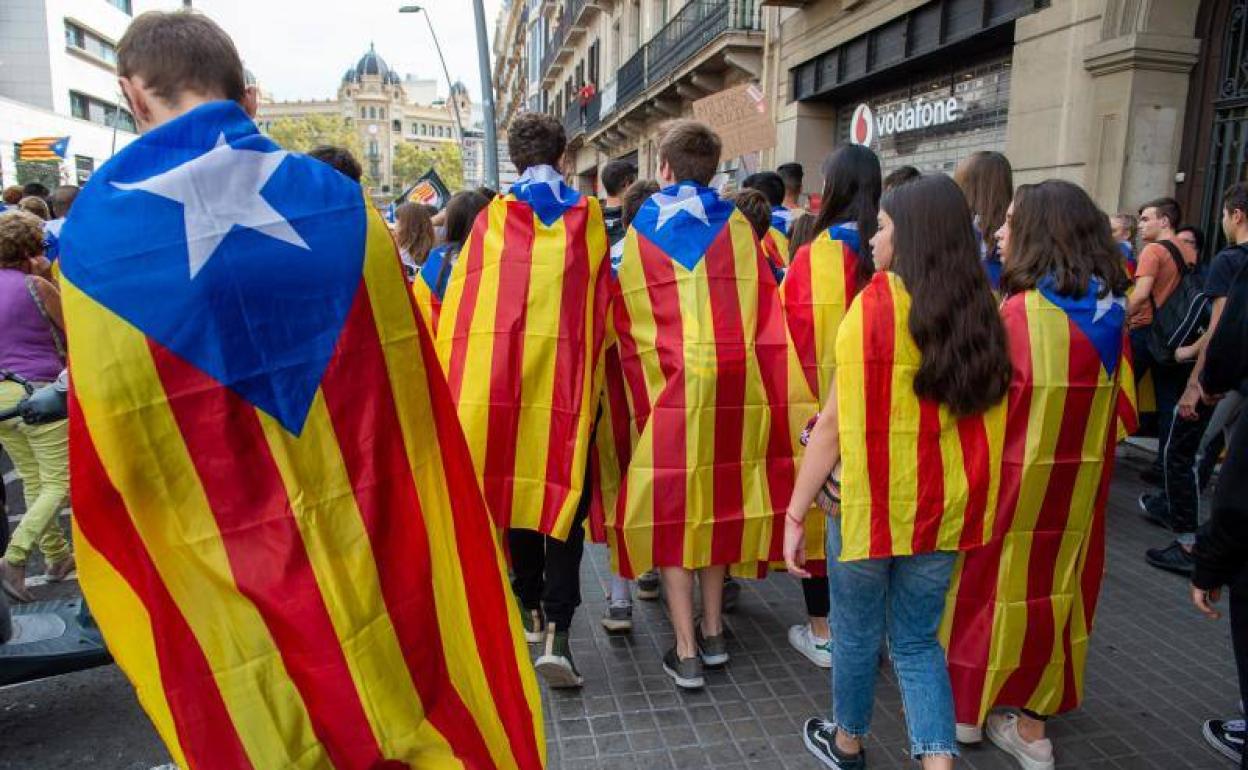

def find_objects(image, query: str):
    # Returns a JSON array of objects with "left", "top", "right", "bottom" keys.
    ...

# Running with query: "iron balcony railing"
[{"left": 561, "top": 91, "right": 601, "bottom": 138}]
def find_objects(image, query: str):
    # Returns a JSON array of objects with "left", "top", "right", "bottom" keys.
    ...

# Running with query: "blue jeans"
[{"left": 827, "top": 519, "right": 958, "bottom": 759}]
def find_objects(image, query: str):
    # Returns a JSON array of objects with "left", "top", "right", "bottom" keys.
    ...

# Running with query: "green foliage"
[
  {"left": 265, "top": 115, "right": 372, "bottom": 184},
  {"left": 393, "top": 141, "right": 464, "bottom": 193}
]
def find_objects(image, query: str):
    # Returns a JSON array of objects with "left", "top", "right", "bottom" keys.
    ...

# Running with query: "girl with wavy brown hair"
[
  {"left": 955, "top": 151, "right": 1013, "bottom": 291},
  {"left": 784, "top": 174, "right": 1010, "bottom": 770}
]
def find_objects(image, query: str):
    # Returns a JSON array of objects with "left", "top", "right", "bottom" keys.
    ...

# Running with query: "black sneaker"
[
  {"left": 1141, "top": 464, "right": 1164, "bottom": 487},
  {"left": 1203, "top": 718, "right": 1244, "bottom": 764},
  {"left": 1145, "top": 541, "right": 1195, "bottom": 576},
  {"left": 803, "top": 718, "right": 865, "bottom": 769},
  {"left": 723, "top": 575, "right": 741, "bottom": 612},
  {"left": 662, "top": 647, "right": 705, "bottom": 689},
  {"left": 636, "top": 569, "right": 661, "bottom": 600},
  {"left": 534, "top": 624, "right": 583, "bottom": 688},
  {"left": 1137, "top": 492, "right": 1172, "bottom": 528},
  {"left": 696, "top": 625, "right": 729, "bottom": 667}
]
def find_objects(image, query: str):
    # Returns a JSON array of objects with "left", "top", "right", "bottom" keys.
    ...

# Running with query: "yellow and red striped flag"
[
  {"left": 59, "top": 101, "right": 543, "bottom": 770},
  {"left": 835, "top": 271, "right": 1006, "bottom": 561},
  {"left": 604, "top": 182, "right": 813, "bottom": 578},
  {"left": 18, "top": 136, "right": 69, "bottom": 161},
  {"left": 942, "top": 282, "right": 1130, "bottom": 724},
  {"left": 434, "top": 165, "right": 611, "bottom": 538}
]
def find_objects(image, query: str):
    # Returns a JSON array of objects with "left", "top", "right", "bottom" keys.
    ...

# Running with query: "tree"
[
  {"left": 266, "top": 115, "right": 370, "bottom": 183},
  {"left": 392, "top": 141, "right": 464, "bottom": 194}
]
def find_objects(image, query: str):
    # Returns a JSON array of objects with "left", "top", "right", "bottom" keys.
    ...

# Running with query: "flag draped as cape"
[
  {"left": 835, "top": 272, "right": 1006, "bottom": 562},
  {"left": 60, "top": 101, "right": 543, "bottom": 770},
  {"left": 941, "top": 282, "right": 1131, "bottom": 724},
  {"left": 604, "top": 181, "right": 811, "bottom": 577},
  {"left": 434, "top": 165, "right": 611, "bottom": 538}
]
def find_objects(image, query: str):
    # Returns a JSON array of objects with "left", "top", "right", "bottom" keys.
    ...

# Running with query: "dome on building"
[{"left": 343, "top": 43, "right": 401, "bottom": 85}]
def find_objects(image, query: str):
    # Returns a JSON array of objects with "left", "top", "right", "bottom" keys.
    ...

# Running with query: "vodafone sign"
[{"left": 849, "top": 96, "right": 963, "bottom": 147}]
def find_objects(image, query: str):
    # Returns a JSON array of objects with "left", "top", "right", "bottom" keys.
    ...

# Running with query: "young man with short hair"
[
  {"left": 433, "top": 111, "right": 610, "bottom": 689},
  {"left": 777, "top": 161, "right": 805, "bottom": 212},
  {"left": 307, "top": 145, "right": 362, "bottom": 182},
  {"left": 600, "top": 158, "right": 637, "bottom": 246},
  {"left": 608, "top": 120, "right": 807, "bottom": 688},
  {"left": 745, "top": 170, "right": 795, "bottom": 267},
  {"left": 43, "top": 185, "right": 78, "bottom": 261},
  {"left": 1144, "top": 185, "right": 1248, "bottom": 575}
]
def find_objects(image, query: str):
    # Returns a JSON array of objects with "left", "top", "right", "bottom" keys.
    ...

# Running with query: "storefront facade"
[{"left": 764, "top": 0, "right": 1233, "bottom": 243}]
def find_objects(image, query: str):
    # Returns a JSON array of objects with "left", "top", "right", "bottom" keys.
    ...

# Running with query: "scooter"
[{"left": 0, "top": 373, "right": 112, "bottom": 687}]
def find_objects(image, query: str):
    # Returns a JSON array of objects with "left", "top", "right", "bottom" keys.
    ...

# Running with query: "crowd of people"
[{"left": 0, "top": 9, "right": 1246, "bottom": 770}]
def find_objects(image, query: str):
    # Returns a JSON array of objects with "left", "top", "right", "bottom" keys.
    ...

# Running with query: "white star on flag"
[
  {"left": 1094, "top": 291, "right": 1124, "bottom": 323},
  {"left": 513, "top": 164, "right": 567, "bottom": 202},
  {"left": 113, "top": 134, "right": 309, "bottom": 279},
  {"left": 653, "top": 186, "right": 709, "bottom": 230}
]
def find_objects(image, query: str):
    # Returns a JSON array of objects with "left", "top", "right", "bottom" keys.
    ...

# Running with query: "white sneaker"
[
  {"left": 788, "top": 623, "right": 832, "bottom": 668},
  {"left": 986, "top": 712, "right": 1055, "bottom": 770},
  {"left": 956, "top": 723, "right": 983, "bottom": 744}
]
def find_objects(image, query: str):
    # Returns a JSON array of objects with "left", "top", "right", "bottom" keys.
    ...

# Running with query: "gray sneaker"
[
  {"left": 662, "top": 647, "right": 704, "bottom": 689},
  {"left": 601, "top": 602, "right": 633, "bottom": 633},
  {"left": 696, "top": 626, "right": 729, "bottom": 667},
  {"left": 636, "top": 569, "right": 660, "bottom": 600},
  {"left": 534, "top": 624, "right": 584, "bottom": 688}
]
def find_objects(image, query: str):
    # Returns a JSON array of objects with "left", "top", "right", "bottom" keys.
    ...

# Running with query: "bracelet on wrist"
[{"left": 785, "top": 510, "right": 804, "bottom": 526}]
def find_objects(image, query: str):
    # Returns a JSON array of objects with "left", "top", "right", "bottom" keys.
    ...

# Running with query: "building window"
[
  {"left": 64, "top": 21, "right": 117, "bottom": 66},
  {"left": 369, "top": 139, "right": 379, "bottom": 157},
  {"left": 69, "top": 90, "right": 135, "bottom": 132},
  {"left": 360, "top": 106, "right": 366, "bottom": 118},
  {"left": 105, "top": 0, "right": 132, "bottom": 13},
  {"left": 379, "top": 107, "right": 386, "bottom": 119},
  {"left": 411, "top": 122, "right": 418, "bottom": 134}
]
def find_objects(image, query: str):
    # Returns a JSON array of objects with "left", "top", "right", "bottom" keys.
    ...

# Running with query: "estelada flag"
[
  {"left": 765, "top": 207, "right": 793, "bottom": 268},
  {"left": 411, "top": 242, "right": 458, "bottom": 333},
  {"left": 59, "top": 101, "right": 543, "bottom": 770},
  {"left": 835, "top": 271, "right": 1006, "bottom": 561},
  {"left": 398, "top": 168, "right": 451, "bottom": 210},
  {"left": 760, "top": 228, "right": 788, "bottom": 279},
  {"left": 942, "top": 280, "right": 1130, "bottom": 724},
  {"left": 19, "top": 135, "right": 69, "bottom": 161},
  {"left": 782, "top": 222, "right": 864, "bottom": 401},
  {"left": 434, "top": 164, "right": 611, "bottom": 538},
  {"left": 605, "top": 182, "right": 813, "bottom": 578}
]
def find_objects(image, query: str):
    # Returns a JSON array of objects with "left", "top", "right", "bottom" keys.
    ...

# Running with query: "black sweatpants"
[
  {"left": 508, "top": 485, "right": 591, "bottom": 633},
  {"left": 802, "top": 575, "right": 829, "bottom": 618},
  {"left": 1164, "top": 400, "right": 1216, "bottom": 540}
]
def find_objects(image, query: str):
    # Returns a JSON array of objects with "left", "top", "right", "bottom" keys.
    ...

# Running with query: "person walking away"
[
  {"left": 432, "top": 113, "right": 611, "bottom": 689},
  {"left": 954, "top": 151, "right": 1013, "bottom": 292},
  {"left": 785, "top": 174, "right": 1010, "bottom": 769},
  {"left": 778, "top": 162, "right": 806, "bottom": 214},
  {"left": 609, "top": 120, "right": 811, "bottom": 689},
  {"left": 883, "top": 165, "right": 921, "bottom": 192},
  {"left": 1141, "top": 185, "right": 1248, "bottom": 576},
  {"left": 411, "top": 191, "right": 489, "bottom": 331},
  {"left": 600, "top": 159, "right": 637, "bottom": 247},
  {"left": 0, "top": 211, "right": 73, "bottom": 602},
  {"left": 307, "top": 144, "right": 362, "bottom": 182},
  {"left": 1191, "top": 260, "right": 1248, "bottom": 768},
  {"left": 943, "top": 180, "right": 1134, "bottom": 769},
  {"left": 780, "top": 144, "right": 881, "bottom": 670},
  {"left": 1111, "top": 212, "right": 1138, "bottom": 277},
  {"left": 43, "top": 185, "right": 78, "bottom": 263},
  {"left": 743, "top": 171, "right": 793, "bottom": 268},
  {"left": 393, "top": 200, "right": 435, "bottom": 279}
]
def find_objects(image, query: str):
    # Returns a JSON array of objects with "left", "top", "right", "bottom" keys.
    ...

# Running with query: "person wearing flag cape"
[
  {"left": 784, "top": 175, "right": 1011, "bottom": 769},
  {"left": 58, "top": 11, "right": 543, "bottom": 769},
  {"left": 433, "top": 112, "right": 611, "bottom": 689},
  {"left": 779, "top": 144, "right": 881, "bottom": 671},
  {"left": 608, "top": 120, "right": 811, "bottom": 689},
  {"left": 941, "top": 180, "right": 1135, "bottom": 769}
]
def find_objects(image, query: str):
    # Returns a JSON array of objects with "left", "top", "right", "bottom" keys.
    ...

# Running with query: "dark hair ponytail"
[
  {"left": 812, "top": 145, "right": 881, "bottom": 284},
  {"left": 881, "top": 175, "right": 1011, "bottom": 416}
]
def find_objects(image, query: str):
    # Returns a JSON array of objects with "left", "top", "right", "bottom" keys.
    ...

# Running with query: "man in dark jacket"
[
  {"left": 600, "top": 159, "right": 636, "bottom": 246},
  {"left": 1193, "top": 261, "right": 1248, "bottom": 766}
]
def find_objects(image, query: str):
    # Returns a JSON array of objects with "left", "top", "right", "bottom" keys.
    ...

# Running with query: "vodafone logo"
[{"left": 850, "top": 103, "right": 874, "bottom": 146}]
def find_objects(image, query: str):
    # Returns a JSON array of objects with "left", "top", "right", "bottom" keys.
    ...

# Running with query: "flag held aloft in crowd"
[{"left": 59, "top": 101, "right": 543, "bottom": 770}]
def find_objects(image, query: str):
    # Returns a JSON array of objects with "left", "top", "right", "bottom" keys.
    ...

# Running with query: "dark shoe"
[
  {"left": 1140, "top": 464, "right": 1164, "bottom": 486},
  {"left": 802, "top": 718, "right": 865, "bottom": 769},
  {"left": 600, "top": 602, "right": 633, "bottom": 633},
  {"left": 722, "top": 575, "right": 741, "bottom": 612},
  {"left": 0, "top": 560, "right": 33, "bottom": 603},
  {"left": 1203, "top": 718, "right": 1244, "bottom": 764},
  {"left": 534, "top": 624, "right": 583, "bottom": 688},
  {"left": 46, "top": 554, "right": 76, "bottom": 583},
  {"left": 518, "top": 605, "right": 544, "bottom": 644},
  {"left": 662, "top": 647, "right": 704, "bottom": 689},
  {"left": 1137, "top": 492, "right": 1171, "bottom": 528},
  {"left": 696, "top": 625, "right": 729, "bottom": 667},
  {"left": 1145, "top": 541, "right": 1195, "bottom": 576},
  {"left": 636, "top": 569, "right": 660, "bottom": 600}
]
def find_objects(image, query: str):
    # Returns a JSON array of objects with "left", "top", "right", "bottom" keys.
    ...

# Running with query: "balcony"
[
  {"left": 541, "top": 0, "right": 601, "bottom": 86},
  {"left": 561, "top": 91, "right": 602, "bottom": 140}
]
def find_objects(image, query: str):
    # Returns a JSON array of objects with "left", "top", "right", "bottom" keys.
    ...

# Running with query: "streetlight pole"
[
  {"left": 398, "top": 5, "right": 465, "bottom": 144},
  {"left": 472, "top": 0, "right": 499, "bottom": 190}
]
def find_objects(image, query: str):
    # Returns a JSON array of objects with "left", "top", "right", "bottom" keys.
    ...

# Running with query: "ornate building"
[{"left": 256, "top": 44, "right": 468, "bottom": 196}]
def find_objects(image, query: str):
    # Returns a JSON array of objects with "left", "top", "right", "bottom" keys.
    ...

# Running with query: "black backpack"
[{"left": 1147, "top": 240, "right": 1211, "bottom": 365}]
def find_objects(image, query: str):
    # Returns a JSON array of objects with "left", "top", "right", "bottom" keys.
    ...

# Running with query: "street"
[{"left": 0, "top": 443, "right": 1238, "bottom": 769}]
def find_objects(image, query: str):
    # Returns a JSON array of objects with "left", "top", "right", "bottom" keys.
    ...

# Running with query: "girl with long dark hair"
[
  {"left": 412, "top": 190, "right": 489, "bottom": 333},
  {"left": 944, "top": 180, "right": 1132, "bottom": 769},
  {"left": 784, "top": 174, "right": 1011, "bottom": 770},
  {"left": 955, "top": 151, "right": 1013, "bottom": 291},
  {"left": 780, "top": 144, "right": 882, "bottom": 669}
]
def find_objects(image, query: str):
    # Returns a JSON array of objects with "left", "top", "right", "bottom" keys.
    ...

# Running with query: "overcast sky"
[{"left": 190, "top": 0, "right": 505, "bottom": 103}]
